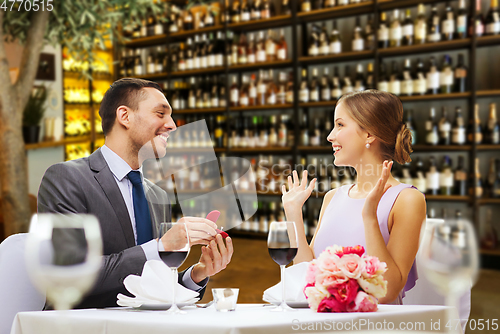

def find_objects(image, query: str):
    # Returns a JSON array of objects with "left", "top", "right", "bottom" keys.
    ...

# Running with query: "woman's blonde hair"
[{"left": 337, "top": 90, "right": 412, "bottom": 164}]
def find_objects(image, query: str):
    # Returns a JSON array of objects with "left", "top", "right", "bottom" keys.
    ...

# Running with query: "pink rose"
[
  {"left": 362, "top": 255, "right": 387, "bottom": 278},
  {"left": 306, "top": 261, "right": 319, "bottom": 284},
  {"left": 341, "top": 245, "right": 365, "bottom": 258},
  {"left": 328, "top": 279, "right": 359, "bottom": 305},
  {"left": 338, "top": 254, "right": 365, "bottom": 279},
  {"left": 317, "top": 296, "right": 346, "bottom": 313},
  {"left": 347, "top": 291, "right": 378, "bottom": 312},
  {"left": 317, "top": 253, "right": 342, "bottom": 274},
  {"left": 316, "top": 271, "right": 348, "bottom": 288},
  {"left": 304, "top": 286, "right": 329, "bottom": 311}
]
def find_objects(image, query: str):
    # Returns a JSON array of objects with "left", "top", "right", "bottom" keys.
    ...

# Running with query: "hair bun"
[{"left": 394, "top": 124, "right": 413, "bottom": 164}]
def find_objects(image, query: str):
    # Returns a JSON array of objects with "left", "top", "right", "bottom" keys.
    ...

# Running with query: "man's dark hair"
[{"left": 99, "top": 78, "right": 163, "bottom": 135}]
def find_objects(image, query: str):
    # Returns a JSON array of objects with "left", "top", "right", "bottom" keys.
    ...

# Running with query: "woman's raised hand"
[
  {"left": 281, "top": 170, "right": 316, "bottom": 212},
  {"left": 362, "top": 160, "right": 393, "bottom": 220}
]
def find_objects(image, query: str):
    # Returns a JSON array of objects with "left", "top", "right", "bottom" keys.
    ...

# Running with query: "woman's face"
[{"left": 327, "top": 102, "right": 368, "bottom": 167}]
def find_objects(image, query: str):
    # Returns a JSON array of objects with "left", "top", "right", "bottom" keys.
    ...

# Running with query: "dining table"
[{"left": 10, "top": 303, "right": 461, "bottom": 334}]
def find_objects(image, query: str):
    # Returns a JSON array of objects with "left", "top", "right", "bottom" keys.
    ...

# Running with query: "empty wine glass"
[
  {"left": 25, "top": 214, "right": 102, "bottom": 310},
  {"left": 267, "top": 221, "right": 298, "bottom": 312},
  {"left": 157, "top": 222, "right": 190, "bottom": 314},
  {"left": 419, "top": 218, "right": 479, "bottom": 333}
]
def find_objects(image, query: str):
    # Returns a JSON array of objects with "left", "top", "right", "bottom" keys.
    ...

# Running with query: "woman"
[{"left": 282, "top": 90, "right": 426, "bottom": 304}]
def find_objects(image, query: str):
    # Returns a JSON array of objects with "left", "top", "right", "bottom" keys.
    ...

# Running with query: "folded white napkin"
[
  {"left": 117, "top": 260, "right": 199, "bottom": 307},
  {"left": 263, "top": 262, "right": 309, "bottom": 304}
]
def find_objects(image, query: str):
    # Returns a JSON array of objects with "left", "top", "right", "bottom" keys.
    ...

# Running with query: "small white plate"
[
  {"left": 137, "top": 302, "right": 197, "bottom": 310},
  {"left": 267, "top": 301, "right": 309, "bottom": 308}
]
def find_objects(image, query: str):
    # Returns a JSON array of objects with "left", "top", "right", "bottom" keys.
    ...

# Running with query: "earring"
[{"left": 365, "top": 143, "right": 371, "bottom": 149}]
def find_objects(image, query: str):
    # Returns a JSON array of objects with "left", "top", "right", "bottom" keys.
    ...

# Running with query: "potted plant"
[{"left": 22, "top": 85, "right": 47, "bottom": 144}]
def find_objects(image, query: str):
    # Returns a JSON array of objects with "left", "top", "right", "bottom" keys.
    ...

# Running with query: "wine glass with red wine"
[
  {"left": 158, "top": 222, "right": 190, "bottom": 314},
  {"left": 267, "top": 221, "right": 298, "bottom": 312}
]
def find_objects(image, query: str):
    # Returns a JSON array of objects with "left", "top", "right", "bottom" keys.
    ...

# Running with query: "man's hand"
[
  {"left": 191, "top": 234, "right": 233, "bottom": 283},
  {"left": 177, "top": 216, "right": 218, "bottom": 246}
]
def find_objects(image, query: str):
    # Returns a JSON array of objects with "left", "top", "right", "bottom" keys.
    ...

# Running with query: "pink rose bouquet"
[{"left": 304, "top": 245, "right": 387, "bottom": 312}]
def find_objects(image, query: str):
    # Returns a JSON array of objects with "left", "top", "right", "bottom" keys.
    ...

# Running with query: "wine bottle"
[
  {"left": 230, "top": 75, "right": 239, "bottom": 107},
  {"left": 468, "top": 104, "right": 483, "bottom": 144},
  {"left": 456, "top": 0, "right": 468, "bottom": 38},
  {"left": 301, "top": 0, "right": 311, "bottom": 12},
  {"left": 428, "top": 6, "right": 441, "bottom": 42},
  {"left": 413, "top": 157, "right": 427, "bottom": 193},
  {"left": 249, "top": 73, "right": 257, "bottom": 106},
  {"left": 309, "top": 68, "right": 320, "bottom": 102},
  {"left": 481, "top": 209, "right": 498, "bottom": 249},
  {"left": 389, "top": 61, "right": 402, "bottom": 96},
  {"left": 402, "top": 9, "right": 414, "bottom": 46},
  {"left": 405, "top": 109, "right": 417, "bottom": 145},
  {"left": 239, "top": 75, "right": 250, "bottom": 107},
  {"left": 439, "top": 107, "right": 451, "bottom": 145},
  {"left": 389, "top": 9, "right": 402, "bottom": 47},
  {"left": 442, "top": 2, "right": 456, "bottom": 41},
  {"left": 471, "top": 0, "right": 485, "bottom": 36},
  {"left": 299, "top": 69, "right": 309, "bottom": 103},
  {"left": 469, "top": 157, "right": 484, "bottom": 198},
  {"left": 319, "top": 23, "right": 329, "bottom": 56},
  {"left": 188, "top": 77, "right": 197, "bottom": 109},
  {"left": 342, "top": 66, "right": 354, "bottom": 94},
  {"left": 440, "top": 55, "right": 454, "bottom": 94},
  {"left": 277, "top": 29, "right": 288, "bottom": 60},
  {"left": 238, "top": 33, "right": 248, "bottom": 65},
  {"left": 193, "top": 35, "right": 201, "bottom": 69},
  {"left": 309, "top": 25, "right": 320, "bottom": 56},
  {"left": 354, "top": 63, "right": 366, "bottom": 92},
  {"left": 365, "top": 15, "right": 375, "bottom": 51},
  {"left": 257, "top": 70, "right": 267, "bottom": 105},
  {"left": 241, "top": 0, "right": 251, "bottom": 22},
  {"left": 134, "top": 49, "right": 143, "bottom": 76},
  {"left": 300, "top": 113, "right": 310, "bottom": 146},
  {"left": 426, "top": 156, "right": 440, "bottom": 195},
  {"left": 265, "top": 30, "right": 277, "bottom": 62},
  {"left": 261, "top": 0, "right": 274, "bottom": 19},
  {"left": 413, "top": 58, "right": 427, "bottom": 95},
  {"left": 247, "top": 33, "right": 256, "bottom": 64},
  {"left": 211, "top": 76, "right": 220, "bottom": 107},
  {"left": 252, "top": 0, "right": 262, "bottom": 20},
  {"left": 331, "top": 66, "right": 343, "bottom": 100},
  {"left": 256, "top": 31, "right": 267, "bottom": 62},
  {"left": 414, "top": 4, "right": 427, "bottom": 44},
  {"left": 452, "top": 107, "right": 467, "bottom": 145},
  {"left": 377, "top": 62, "right": 389, "bottom": 92},
  {"left": 184, "top": 10, "right": 194, "bottom": 30},
  {"left": 321, "top": 68, "right": 331, "bottom": 101},
  {"left": 486, "top": 158, "right": 497, "bottom": 197},
  {"left": 378, "top": 12, "right": 389, "bottom": 48},
  {"left": 185, "top": 37, "right": 194, "bottom": 70},
  {"left": 277, "top": 71, "right": 287, "bottom": 105},
  {"left": 426, "top": 56, "right": 440, "bottom": 95},
  {"left": 486, "top": 103, "right": 500, "bottom": 144},
  {"left": 146, "top": 52, "right": 155, "bottom": 75},
  {"left": 330, "top": 20, "right": 342, "bottom": 54},
  {"left": 454, "top": 155, "right": 468, "bottom": 196},
  {"left": 454, "top": 54, "right": 468, "bottom": 92},
  {"left": 486, "top": 0, "right": 500, "bottom": 35},
  {"left": 231, "top": 0, "right": 241, "bottom": 23},
  {"left": 366, "top": 63, "right": 374, "bottom": 89},
  {"left": 352, "top": 17, "right": 365, "bottom": 51},
  {"left": 425, "top": 107, "right": 439, "bottom": 145},
  {"left": 266, "top": 69, "right": 278, "bottom": 105},
  {"left": 492, "top": 159, "right": 500, "bottom": 198},
  {"left": 439, "top": 156, "right": 454, "bottom": 196},
  {"left": 401, "top": 58, "right": 414, "bottom": 97},
  {"left": 282, "top": 0, "right": 292, "bottom": 15}
]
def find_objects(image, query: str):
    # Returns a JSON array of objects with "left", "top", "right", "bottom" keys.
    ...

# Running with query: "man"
[{"left": 38, "top": 78, "right": 233, "bottom": 308}]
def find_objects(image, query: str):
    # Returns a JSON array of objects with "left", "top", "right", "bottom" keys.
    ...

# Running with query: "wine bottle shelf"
[
  {"left": 164, "top": 147, "right": 226, "bottom": 154},
  {"left": 124, "top": 34, "right": 167, "bottom": 48},
  {"left": 477, "top": 35, "right": 500, "bottom": 48},
  {"left": 399, "top": 92, "right": 471, "bottom": 102},
  {"left": 229, "top": 59, "right": 293, "bottom": 72},
  {"left": 25, "top": 136, "right": 92, "bottom": 150},
  {"left": 299, "top": 50, "right": 374, "bottom": 65},
  {"left": 171, "top": 66, "right": 226, "bottom": 78},
  {"left": 228, "top": 15, "right": 292, "bottom": 31},
  {"left": 174, "top": 107, "right": 226, "bottom": 114},
  {"left": 229, "top": 147, "right": 292, "bottom": 154},
  {"left": 229, "top": 230, "right": 267, "bottom": 240},
  {"left": 480, "top": 248, "right": 500, "bottom": 256},
  {"left": 298, "top": 1, "right": 374, "bottom": 21},
  {"left": 379, "top": 0, "right": 451, "bottom": 10},
  {"left": 378, "top": 39, "right": 471, "bottom": 58},
  {"left": 477, "top": 144, "right": 500, "bottom": 151},
  {"left": 256, "top": 190, "right": 282, "bottom": 196},
  {"left": 477, "top": 90, "right": 500, "bottom": 98},
  {"left": 299, "top": 101, "right": 338, "bottom": 108},
  {"left": 425, "top": 195, "right": 471, "bottom": 202},
  {"left": 478, "top": 198, "right": 500, "bottom": 205},
  {"left": 297, "top": 146, "right": 331, "bottom": 153},
  {"left": 230, "top": 104, "right": 293, "bottom": 112},
  {"left": 170, "top": 25, "right": 224, "bottom": 41}
]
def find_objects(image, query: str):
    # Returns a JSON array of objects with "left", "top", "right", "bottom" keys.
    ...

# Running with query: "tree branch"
[
  {"left": 0, "top": 10, "right": 18, "bottom": 116},
  {"left": 15, "top": 10, "right": 50, "bottom": 107}
]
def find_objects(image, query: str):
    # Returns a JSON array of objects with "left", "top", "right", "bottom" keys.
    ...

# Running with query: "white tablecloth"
[{"left": 11, "top": 304, "right": 460, "bottom": 334}]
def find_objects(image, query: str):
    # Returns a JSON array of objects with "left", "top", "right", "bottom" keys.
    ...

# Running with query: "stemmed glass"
[
  {"left": 157, "top": 222, "right": 191, "bottom": 314},
  {"left": 267, "top": 221, "right": 298, "bottom": 312},
  {"left": 419, "top": 218, "right": 479, "bottom": 334},
  {"left": 25, "top": 214, "right": 102, "bottom": 310}
]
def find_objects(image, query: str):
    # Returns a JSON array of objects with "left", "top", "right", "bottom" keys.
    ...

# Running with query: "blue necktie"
[{"left": 128, "top": 171, "right": 153, "bottom": 245}]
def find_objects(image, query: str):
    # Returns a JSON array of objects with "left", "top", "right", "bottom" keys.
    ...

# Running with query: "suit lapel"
[{"left": 90, "top": 149, "right": 136, "bottom": 248}]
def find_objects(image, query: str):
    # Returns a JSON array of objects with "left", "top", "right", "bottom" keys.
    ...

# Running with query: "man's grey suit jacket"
[{"left": 37, "top": 148, "right": 204, "bottom": 308}]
